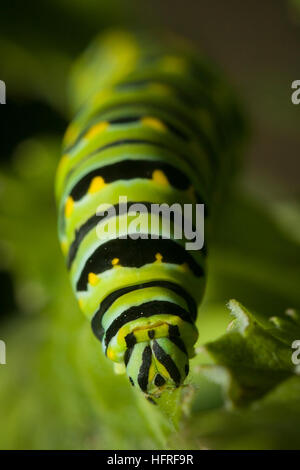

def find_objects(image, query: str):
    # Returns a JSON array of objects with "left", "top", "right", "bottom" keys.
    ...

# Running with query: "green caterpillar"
[{"left": 55, "top": 31, "right": 244, "bottom": 400}]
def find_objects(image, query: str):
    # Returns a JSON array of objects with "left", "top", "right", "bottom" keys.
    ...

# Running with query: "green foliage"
[{"left": 202, "top": 300, "right": 295, "bottom": 406}]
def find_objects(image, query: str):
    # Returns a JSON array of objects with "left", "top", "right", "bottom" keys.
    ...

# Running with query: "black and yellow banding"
[{"left": 56, "top": 31, "right": 244, "bottom": 399}]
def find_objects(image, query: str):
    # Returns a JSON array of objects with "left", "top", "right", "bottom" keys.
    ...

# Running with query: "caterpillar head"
[{"left": 124, "top": 337, "right": 190, "bottom": 396}]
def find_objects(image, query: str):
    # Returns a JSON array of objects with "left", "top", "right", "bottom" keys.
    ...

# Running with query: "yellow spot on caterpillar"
[
  {"left": 78, "top": 298, "right": 84, "bottom": 310},
  {"left": 128, "top": 322, "right": 169, "bottom": 344},
  {"left": 141, "top": 116, "right": 166, "bottom": 132},
  {"left": 149, "top": 363, "right": 156, "bottom": 382},
  {"left": 107, "top": 348, "right": 115, "bottom": 361},
  {"left": 88, "top": 272, "right": 99, "bottom": 286},
  {"left": 65, "top": 196, "right": 74, "bottom": 218},
  {"left": 88, "top": 176, "right": 106, "bottom": 194},
  {"left": 57, "top": 154, "right": 69, "bottom": 177},
  {"left": 111, "top": 258, "right": 120, "bottom": 266},
  {"left": 155, "top": 253, "right": 163, "bottom": 263},
  {"left": 181, "top": 263, "right": 190, "bottom": 272},
  {"left": 85, "top": 121, "right": 109, "bottom": 140},
  {"left": 60, "top": 240, "right": 68, "bottom": 255},
  {"left": 63, "top": 123, "right": 79, "bottom": 146},
  {"left": 154, "top": 356, "right": 170, "bottom": 381},
  {"left": 152, "top": 169, "right": 169, "bottom": 186}
]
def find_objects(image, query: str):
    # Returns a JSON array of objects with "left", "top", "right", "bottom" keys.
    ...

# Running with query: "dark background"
[{"left": 140, "top": 0, "right": 300, "bottom": 196}]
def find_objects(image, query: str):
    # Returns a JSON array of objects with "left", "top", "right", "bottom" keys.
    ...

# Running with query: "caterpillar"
[{"left": 55, "top": 31, "right": 244, "bottom": 400}]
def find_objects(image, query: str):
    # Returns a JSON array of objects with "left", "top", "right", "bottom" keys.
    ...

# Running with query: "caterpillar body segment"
[{"left": 56, "top": 31, "right": 245, "bottom": 398}]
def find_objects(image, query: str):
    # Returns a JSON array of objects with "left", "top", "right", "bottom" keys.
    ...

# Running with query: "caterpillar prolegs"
[{"left": 56, "top": 31, "right": 244, "bottom": 399}]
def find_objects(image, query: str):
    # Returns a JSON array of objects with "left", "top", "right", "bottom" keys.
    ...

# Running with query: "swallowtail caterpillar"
[{"left": 56, "top": 31, "right": 245, "bottom": 401}]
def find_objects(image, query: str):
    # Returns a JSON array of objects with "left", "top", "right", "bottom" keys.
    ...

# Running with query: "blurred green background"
[{"left": 0, "top": 0, "right": 299, "bottom": 450}]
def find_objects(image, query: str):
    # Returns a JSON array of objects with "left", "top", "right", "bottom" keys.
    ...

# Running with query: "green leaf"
[
  {"left": 201, "top": 300, "right": 295, "bottom": 406},
  {"left": 178, "top": 375, "right": 300, "bottom": 450},
  {"left": 174, "top": 301, "right": 300, "bottom": 449}
]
